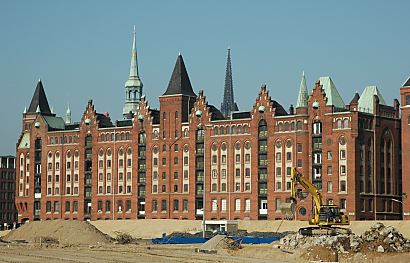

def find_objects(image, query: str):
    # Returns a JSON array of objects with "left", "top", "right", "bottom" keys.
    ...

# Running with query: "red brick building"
[
  {"left": 0, "top": 155, "right": 17, "bottom": 228},
  {"left": 15, "top": 34, "right": 405, "bottom": 222}
]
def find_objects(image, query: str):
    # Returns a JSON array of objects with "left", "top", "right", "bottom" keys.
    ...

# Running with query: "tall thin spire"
[
  {"left": 123, "top": 25, "right": 143, "bottom": 119},
  {"left": 296, "top": 71, "right": 309, "bottom": 108},
  {"left": 220, "top": 47, "right": 238, "bottom": 117},
  {"left": 65, "top": 104, "right": 72, "bottom": 124}
]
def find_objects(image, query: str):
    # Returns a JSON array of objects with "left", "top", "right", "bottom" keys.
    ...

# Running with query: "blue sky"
[{"left": 1, "top": 0, "right": 409, "bottom": 154}]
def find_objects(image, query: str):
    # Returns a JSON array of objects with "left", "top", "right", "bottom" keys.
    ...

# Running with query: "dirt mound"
[
  {"left": 198, "top": 235, "right": 241, "bottom": 253},
  {"left": 2, "top": 220, "right": 110, "bottom": 245}
]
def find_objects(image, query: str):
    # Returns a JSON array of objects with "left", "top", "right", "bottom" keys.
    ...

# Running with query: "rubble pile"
[{"left": 278, "top": 223, "right": 410, "bottom": 254}]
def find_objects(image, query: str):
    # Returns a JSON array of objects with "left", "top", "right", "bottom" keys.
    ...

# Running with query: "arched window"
[
  {"left": 101, "top": 134, "right": 105, "bottom": 142},
  {"left": 337, "top": 119, "right": 342, "bottom": 129},
  {"left": 237, "top": 125, "right": 242, "bottom": 134},
  {"left": 278, "top": 123, "right": 283, "bottom": 132},
  {"left": 220, "top": 126, "right": 225, "bottom": 135},
  {"left": 258, "top": 120, "right": 267, "bottom": 138},
  {"left": 296, "top": 121, "right": 302, "bottom": 130},
  {"left": 343, "top": 119, "right": 348, "bottom": 128},
  {"left": 121, "top": 133, "right": 125, "bottom": 141},
  {"left": 232, "top": 126, "right": 236, "bottom": 134},
  {"left": 226, "top": 126, "right": 231, "bottom": 134},
  {"left": 284, "top": 122, "right": 289, "bottom": 131},
  {"left": 213, "top": 126, "right": 219, "bottom": 135},
  {"left": 126, "top": 132, "right": 130, "bottom": 140},
  {"left": 184, "top": 128, "right": 189, "bottom": 137},
  {"left": 291, "top": 122, "right": 295, "bottom": 131},
  {"left": 243, "top": 125, "right": 249, "bottom": 134}
]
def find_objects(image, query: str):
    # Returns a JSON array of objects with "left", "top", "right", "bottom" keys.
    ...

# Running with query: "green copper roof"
[
  {"left": 319, "top": 77, "right": 345, "bottom": 109},
  {"left": 358, "top": 85, "right": 386, "bottom": 113},
  {"left": 125, "top": 26, "right": 143, "bottom": 88},
  {"left": 18, "top": 133, "right": 30, "bottom": 149},
  {"left": 296, "top": 71, "right": 309, "bottom": 108},
  {"left": 43, "top": 116, "right": 66, "bottom": 130}
]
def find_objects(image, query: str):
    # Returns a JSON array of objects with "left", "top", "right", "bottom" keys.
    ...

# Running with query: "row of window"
[
  {"left": 100, "top": 132, "right": 131, "bottom": 142},
  {"left": 49, "top": 135, "right": 79, "bottom": 145}
]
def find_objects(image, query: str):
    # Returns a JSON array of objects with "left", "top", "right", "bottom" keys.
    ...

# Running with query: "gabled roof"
[
  {"left": 318, "top": 77, "right": 345, "bottom": 109},
  {"left": 403, "top": 76, "right": 410, "bottom": 87},
  {"left": 96, "top": 113, "right": 114, "bottom": 128},
  {"left": 358, "top": 85, "right": 387, "bottom": 113},
  {"left": 27, "top": 80, "right": 52, "bottom": 115},
  {"left": 350, "top": 92, "right": 360, "bottom": 104},
  {"left": 18, "top": 133, "right": 30, "bottom": 149},
  {"left": 296, "top": 72, "right": 309, "bottom": 108},
  {"left": 163, "top": 54, "right": 196, "bottom": 97},
  {"left": 208, "top": 105, "right": 225, "bottom": 121},
  {"left": 43, "top": 116, "right": 66, "bottom": 131}
]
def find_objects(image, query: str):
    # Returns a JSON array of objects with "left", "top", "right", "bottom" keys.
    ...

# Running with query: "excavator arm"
[{"left": 289, "top": 168, "right": 323, "bottom": 224}]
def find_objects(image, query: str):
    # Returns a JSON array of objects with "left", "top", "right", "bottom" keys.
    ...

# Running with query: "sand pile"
[
  {"left": 2, "top": 220, "right": 110, "bottom": 245},
  {"left": 197, "top": 235, "right": 241, "bottom": 253}
]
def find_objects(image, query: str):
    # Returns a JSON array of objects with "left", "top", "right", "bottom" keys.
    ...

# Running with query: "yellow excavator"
[{"left": 281, "top": 167, "right": 350, "bottom": 236}]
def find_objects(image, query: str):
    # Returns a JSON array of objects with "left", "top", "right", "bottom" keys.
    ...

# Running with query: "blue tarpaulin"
[{"left": 151, "top": 236, "right": 279, "bottom": 244}]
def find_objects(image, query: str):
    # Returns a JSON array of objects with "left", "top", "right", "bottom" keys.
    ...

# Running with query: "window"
[
  {"left": 183, "top": 184, "right": 188, "bottom": 192},
  {"left": 221, "top": 169, "right": 226, "bottom": 179},
  {"left": 119, "top": 159, "right": 123, "bottom": 168},
  {"left": 337, "top": 119, "right": 342, "bottom": 129},
  {"left": 235, "top": 154, "right": 240, "bottom": 163},
  {"left": 245, "top": 182, "right": 250, "bottom": 191},
  {"left": 161, "top": 200, "right": 167, "bottom": 211},
  {"left": 162, "top": 158, "right": 166, "bottom": 165},
  {"left": 183, "top": 170, "right": 188, "bottom": 180},
  {"left": 221, "top": 183, "right": 227, "bottom": 192},
  {"left": 174, "top": 157, "right": 178, "bottom": 164},
  {"left": 74, "top": 187, "right": 78, "bottom": 195},
  {"left": 327, "top": 181, "right": 332, "bottom": 193},
  {"left": 297, "top": 144, "right": 302, "bottom": 153},
  {"left": 340, "top": 165, "right": 346, "bottom": 175},
  {"left": 173, "top": 199, "right": 179, "bottom": 211},
  {"left": 174, "top": 185, "right": 178, "bottom": 192},
  {"left": 344, "top": 119, "right": 349, "bottom": 128},
  {"left": 286, "top": 167, "right": 291, "bottom": 176},
  {"left": 162, "top": 172, "right": 166, "bottom": 180},
  {"left": 245, "top": 168, "right": 250, "bottom": 177},
  {"left": 313, "top": 122, "right": 322, "bottom": 135},
  {"left": 153, "top": 185, "right": 158, "bottom": 193},
  {"left": 245, "top": 154, "right": 250, "bottom": 163},
  {"left": 152, "top": 200, "right": 158, "bottom": 212},
  {"left": 54, "top": 201, "right": 60, "bottom": 212},
  {"left": 327, "top": 151, "right": 332, "bottom": 160},
  {"left": 297, "top": 159, "right": 302, "bottom": 168},
  {"left": 162, "top": 185, "right": 166, "bottom": 192},
  {"left": 235, "top": 168, "right": 240, "bottom": 177},
  {"left": 245, "top": 199, "right": 250, "bottom": 211},
  {"left": 340, "top": 199, "right": 347, "bottom": 210},
  {"left": 174, "top": 172, "right": 178, "bottom": 180},
  {"left": 235, "top": 183, "right": 240, "bottom": 192},
  {"left": 184, "top": 156, "right": 188, "bottom": 165},
  {"left": 174, "top": 144, "right": 178, "bottom": 151},
  {"left": 276, "top": 167, "right": 282, "bottom": 177},
  {"left": 212, "top": 169, "right": 217, "bottom": 179},
  {"left": 119, "top": 172, "right": 123, "bottom": 181},
  {"left": 212, "top": 200, "right": 217, "bottom": 211},
  {"left": 327, "top": 166, "right": 332, "bottom": 175},
  {"left": 221, "top": 155, "right": 226, "bottom": 164},
  {"left": 276, "top": 182, "right": 282, "bottom": 191},
  {"left": 286, "top": 181, "right": 291, "bottom": 190},
  {"left": 46, "top": 201, "right": 51, "bottom": 212},
  {"left": 276, "top": 153, "right": 281, "bottom": 161},
  {"left": 107, "top": 186, "right": 111, "bottom": 193},
  {"left": 340, "top": 180, "right": 346, "bottom": 192},
  {"left": 286, "top": 152, "right": 292, "bottom": 161},
  {"left": 212, "top": 155, "right": 217, "bottom": 164},
  {"left": 235, "top": 199, "right": 241, "bottom": 211},
  {"left": 221, "top": 199, "right": 227, "bottom": 211},
  {"left": 183, "top": 199, "right": 188, "bottom": 211},
  {"left": 340, "top": 150, "right": 346, "bottom": 160},
  {"left": 127, "top": 172, "right": 131, "bottom": 181},
  {"left": 275, "top": 198, "right": 281, "bottom": 211}
]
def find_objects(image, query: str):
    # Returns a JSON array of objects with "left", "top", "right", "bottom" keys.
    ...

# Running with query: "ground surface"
[{"left": 2, "top": 220, "right": 410, "bottom": 262}]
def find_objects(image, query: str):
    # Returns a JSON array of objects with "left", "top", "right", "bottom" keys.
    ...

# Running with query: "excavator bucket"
[{"left": 280, "top": 202, "right": 296, "bottom": 220}]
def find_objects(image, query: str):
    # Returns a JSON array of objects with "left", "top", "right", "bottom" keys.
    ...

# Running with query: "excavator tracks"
[{"left": 299, "top": 226, "right": 352, "bottom": 236}]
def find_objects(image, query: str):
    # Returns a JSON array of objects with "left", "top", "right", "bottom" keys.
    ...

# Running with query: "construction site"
[{"left": 0, "top": 219, "right": 410, "bottom": 263}]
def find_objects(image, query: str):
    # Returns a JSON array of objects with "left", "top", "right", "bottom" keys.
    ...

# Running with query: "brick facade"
[{"left": 15, "top": 55, "right": 406, "bottom": 222}]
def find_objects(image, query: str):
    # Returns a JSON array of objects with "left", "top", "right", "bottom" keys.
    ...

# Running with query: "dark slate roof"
[
  {"left": 350, "top": 92, "right": 360, "bottom": 104},
  {"left": 116, "top": 119, "right": 133, "bottom": 127},
  {"left": 96, "top": 113, "right": 113, "bottom": 128},
  {"left": 163, "top": 55, "right": 196, "bottom": 97},
  {"left": 403, "top": 76, "right": 410, "bottom": 87},
  {"left": 151, "top": 109, "right": 160, "bottom": 124},
  {"left": 64, "top": 123, "right": 80, "bottom": 130},
  {"left": 208, "top": 105, "right": 225, "bottom": 121},
  {"left": 43, "top": 116, "right": 65, "bottom": 131},
  {"left": 272, "top": 100, "right": 288, "bottom": 116},
  {"left": 232, "top": 111, "right": 251, "bottom": 119},
  {"left": 27, "top": 80, "right": 52, "bottom": 115}
]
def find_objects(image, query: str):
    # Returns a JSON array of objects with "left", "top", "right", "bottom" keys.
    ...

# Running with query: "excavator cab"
[{"left": 317, "top": 205, "right": 349, "bottom": 226}]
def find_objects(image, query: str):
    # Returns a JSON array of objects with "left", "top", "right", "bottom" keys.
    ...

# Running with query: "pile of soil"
[{"left": 2, "top": 220, "right": 110, "bottom": 245}]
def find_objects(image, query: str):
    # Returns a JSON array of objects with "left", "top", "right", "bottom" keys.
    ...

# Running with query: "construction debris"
[
  {"left": 196, "top": 235, "right": 241, "bottom": 253},
  {"left": 278, "top": 222, "right": 410, "bottom": 255}
]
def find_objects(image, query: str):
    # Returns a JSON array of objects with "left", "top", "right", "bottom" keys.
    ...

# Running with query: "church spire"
[
  {"left": 296, "top": 71, "right": 309, "bottom": 108},
  {"left": 220, "top": 47, "right": 238, "bottom": 117},
  {"left": 123, "top": 25, "right": 143, "bottom": 119},
  {"left": 65, "top": 104, "right": 72, "bottom": 124}
]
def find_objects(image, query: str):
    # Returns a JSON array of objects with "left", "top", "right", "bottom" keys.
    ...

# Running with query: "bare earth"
[{"left": 1, "top": 220, "right": 410, "bottom": 262}]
